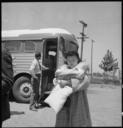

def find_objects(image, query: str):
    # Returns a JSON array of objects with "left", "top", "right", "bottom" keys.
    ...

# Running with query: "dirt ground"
[{"left": 2, "top": 84, "right": 122, "bottom": 127}]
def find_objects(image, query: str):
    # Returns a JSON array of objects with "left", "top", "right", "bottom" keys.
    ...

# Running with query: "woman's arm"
[
  {"left": 56, "top": 67, "right": 85, "bottom": 80},
  {"left": 55, "top": 62, "right": 89, "bottom": 80},
  {"left": 53, "top": 78, "right": 71, "bottom": 88},
  {"left": 71, "top": 75, "right": 90, "bottom": 92}
]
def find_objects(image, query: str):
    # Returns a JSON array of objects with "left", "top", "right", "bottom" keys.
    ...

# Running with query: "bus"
[{"left": 2, "top": 28, "right": 79, "bottom": 103}]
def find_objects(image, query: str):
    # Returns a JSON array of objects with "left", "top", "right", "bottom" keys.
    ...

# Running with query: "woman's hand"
[
  {"left": 59, "top": 80, "right": 71, "bottom": 88},
  {"left": 53, "top": 78, "right": 71, "bottom": 88},
  {"left": 71, "top": 75, "right": 90, "bottom": 92}
]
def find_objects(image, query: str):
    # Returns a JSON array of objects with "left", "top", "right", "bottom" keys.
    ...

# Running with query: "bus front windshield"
[{"left": 59, "top": 37, "right": 78, "bottom": 57}]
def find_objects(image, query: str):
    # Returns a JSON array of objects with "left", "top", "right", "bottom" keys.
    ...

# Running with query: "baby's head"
[{"left": 65, "top": 51, "right": 81, "bottom": 68}]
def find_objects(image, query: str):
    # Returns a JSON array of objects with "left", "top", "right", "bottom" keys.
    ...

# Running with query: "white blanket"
[{"left": 44, "top": 83, "right": 73, "bottom": 113}]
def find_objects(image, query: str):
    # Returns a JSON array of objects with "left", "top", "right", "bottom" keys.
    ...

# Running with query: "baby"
[
  {"left": 44, "top": 51, "right": 90, "bottom": 113},
  {"left": 54, "top": 57, "right": 89, "bottom": 91}
]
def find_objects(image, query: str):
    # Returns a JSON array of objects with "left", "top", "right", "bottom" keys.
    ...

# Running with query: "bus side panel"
[{"left": 12, "top": 53, "right": 35, "bottom": 75}]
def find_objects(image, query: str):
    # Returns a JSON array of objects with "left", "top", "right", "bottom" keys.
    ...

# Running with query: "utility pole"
[
  {"left": 91, "top": 39, "right": 95, "bottom": 78},
  {"left": 79, "top": 20, "right": 87, "bottom": 60}
]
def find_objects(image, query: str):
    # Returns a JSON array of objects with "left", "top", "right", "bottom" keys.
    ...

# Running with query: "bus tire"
[{"left": 12, "top": 76, "right": 32, "bottom": 103}]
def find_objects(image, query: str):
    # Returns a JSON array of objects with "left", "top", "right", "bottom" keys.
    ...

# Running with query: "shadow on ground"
[{"left": 10, "top": 111, "right": 25, "bottom": 115}]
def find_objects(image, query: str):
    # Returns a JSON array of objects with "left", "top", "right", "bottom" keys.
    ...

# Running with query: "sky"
[{"left": 2, "top": 2, "right": 122, "bottom": 73}]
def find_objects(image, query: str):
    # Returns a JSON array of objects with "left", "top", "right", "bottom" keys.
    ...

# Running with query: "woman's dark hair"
[
  {"left": 64, "top": 51, "right": 81, "bottom": 64},
  {"left": 35, "top": 51, "right": 41, "bottom": 58}
]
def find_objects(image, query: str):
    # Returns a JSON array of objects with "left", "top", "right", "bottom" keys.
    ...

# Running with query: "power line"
[
  {"left": 78, "top": 20, "right": 87, "bottom": 60},
  {"left": 91, "top": 39, "right": 95, "bottom": 78}
]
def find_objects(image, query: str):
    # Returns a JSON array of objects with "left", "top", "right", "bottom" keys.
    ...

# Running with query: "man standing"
[
  {"left": 1, "top": 47, "right": 14, "bottom": 125},
  {"left": 29, "top": 51, "right": 48, "bottom": 111}
]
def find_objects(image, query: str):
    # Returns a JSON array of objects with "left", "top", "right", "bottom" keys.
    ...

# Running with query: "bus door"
[{"left": 41, "top": 38, "right": 58, "bottom": 97}]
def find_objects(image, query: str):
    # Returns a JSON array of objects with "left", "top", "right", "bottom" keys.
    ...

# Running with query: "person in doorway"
[
  {"left": 1, "top": 47, "right": 14, "bottom": 126},
  {"left": 29, "top": 51, "right": 48, "bottom": 111},
  {"left": 55, "top": 51, "right": 92, "bottom": 127}
]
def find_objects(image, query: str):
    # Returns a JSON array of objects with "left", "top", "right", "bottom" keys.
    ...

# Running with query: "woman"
[
  {"left": 2, "top": 47, "right": 14, "bottom": 125},
  {"left": 55, "top": 51, "right": 92, "bottom": 127}
]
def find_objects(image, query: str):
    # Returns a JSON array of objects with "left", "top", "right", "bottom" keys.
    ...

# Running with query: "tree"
[{"left": 99, "top": 49, "right": 119, "bottom": 81}]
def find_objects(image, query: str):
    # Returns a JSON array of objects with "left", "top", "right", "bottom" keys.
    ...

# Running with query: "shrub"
[
  {"left": 90, "top": 76, "right": 120, "bottom": 85},
  {"left": 90, "top": 77, "right": 104, "bottom": 84}
]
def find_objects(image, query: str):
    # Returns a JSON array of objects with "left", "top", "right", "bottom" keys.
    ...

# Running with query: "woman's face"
[{"left": 66, "top": 55, "right": 78, "bottom": 68}]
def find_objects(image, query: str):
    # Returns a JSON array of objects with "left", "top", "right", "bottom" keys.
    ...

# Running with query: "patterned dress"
[
  {"left": 55, "top": 89, "right": 92, "bottom": 127},
  {"left": 55, "top": 64, "right": 92, "bottom": 127}
]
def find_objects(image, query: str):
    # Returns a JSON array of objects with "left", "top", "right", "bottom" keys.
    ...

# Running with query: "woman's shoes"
[
  {"left": 29, "top": 101, "right": 50, "bottom": 110},
  {"left": 29, "top": 106, "right": 37, "bottom": 111},
  {"left": 35, "top": 103, "right": 42, "bottom": 108},
  {"left": 40, "top": 101, "right": 50, "bottom": 107}
]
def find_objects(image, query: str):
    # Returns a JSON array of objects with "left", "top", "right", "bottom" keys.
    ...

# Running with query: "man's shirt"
[{"left": 29, "top": 58, "right": 41, "bottom": 75}]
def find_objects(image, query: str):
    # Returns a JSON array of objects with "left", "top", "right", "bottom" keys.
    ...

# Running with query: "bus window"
[
  {"left": 65, "top": 41, "right": 78, "bottom": 52},
  {"left": 59, "top": 36, "right": 78, "bottom": 57},
  {"left": 36, "top": 40, "right": 44, "bottom": 52},
  {"left": 24, "top": 41, "right": 35, "bottom": 53},
  {"left": 4, "top": 40, "right": 21, "bottom": 52}
]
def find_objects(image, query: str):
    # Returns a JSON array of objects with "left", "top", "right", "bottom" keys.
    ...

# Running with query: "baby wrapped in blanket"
[{"left": 44, "top": 62, "right": 89, "bottom": 113}]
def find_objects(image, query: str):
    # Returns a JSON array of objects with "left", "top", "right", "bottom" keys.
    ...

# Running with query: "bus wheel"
[{"left": 12, "top": 76, "right": 32, "bottom": 103}]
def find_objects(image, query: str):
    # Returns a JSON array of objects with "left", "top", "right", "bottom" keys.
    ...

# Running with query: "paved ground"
[{"left": 2, "top": 84, "right": 122, "bottom": 127}]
